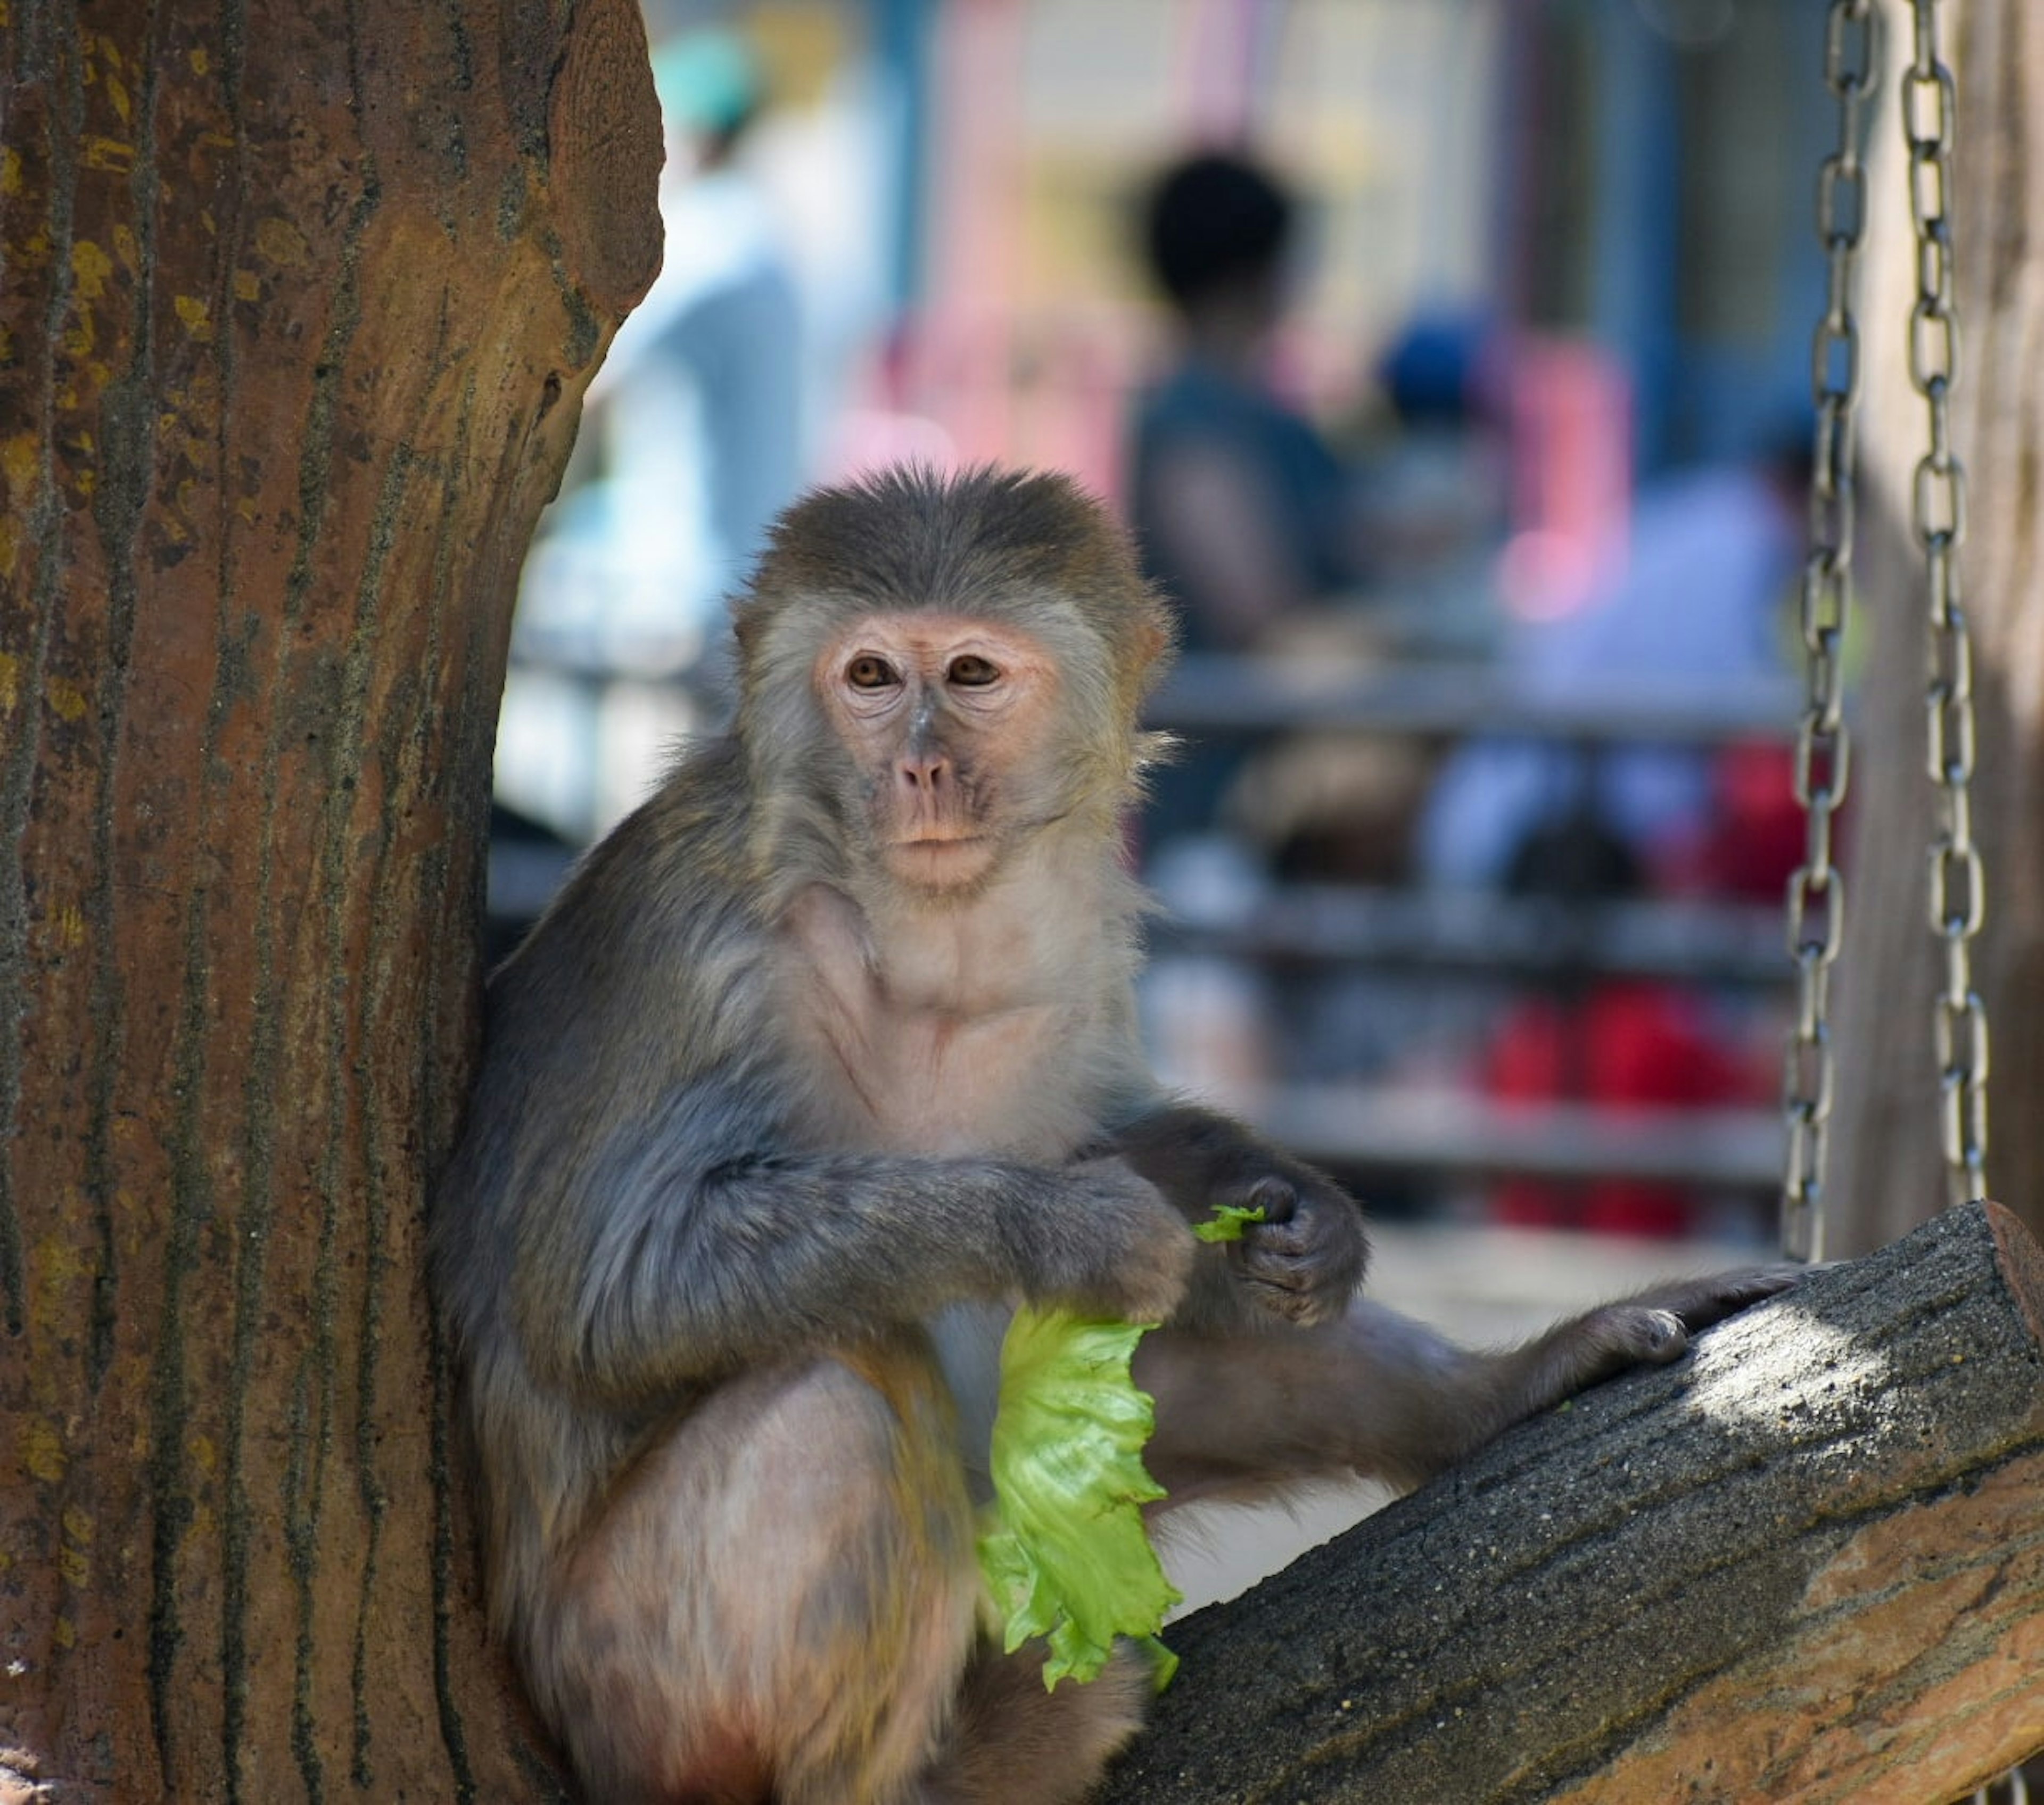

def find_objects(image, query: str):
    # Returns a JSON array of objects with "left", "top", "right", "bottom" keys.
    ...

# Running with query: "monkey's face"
[{"left": 812, "top": 611, "right": 1064, "bottom": 894}]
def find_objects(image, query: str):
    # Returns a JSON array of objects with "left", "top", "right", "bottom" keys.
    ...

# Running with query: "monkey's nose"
[{"left": 897, "top": 753, "right": 950, "bottom": 794}]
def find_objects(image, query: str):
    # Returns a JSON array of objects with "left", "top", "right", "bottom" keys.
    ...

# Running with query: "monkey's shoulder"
[{"left": 480, "top": 775, "right": 782, "bottom": 1095}]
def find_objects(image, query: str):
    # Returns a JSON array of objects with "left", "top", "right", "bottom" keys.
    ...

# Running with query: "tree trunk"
[
  {"left": 1099, "top": 1201, "right": 2044, "bottom": 1804},
  {"left": 0, "top": 2, "right": 661, "bottom": 1798},
  {"left": 1831, "top": 0, "right": 2044, "bottom": 1252}
]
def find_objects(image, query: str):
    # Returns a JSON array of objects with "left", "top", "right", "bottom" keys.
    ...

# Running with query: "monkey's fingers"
[
  {"left": 1231, "top": 1238, "right": 1362, "bottom": 1326},
  {"left": 1619, "top": 1264, "right": 1809, "bottom": 1337},
  {"left": 1241, "top": 1176, "right": 1297, "bottom": 1223}
]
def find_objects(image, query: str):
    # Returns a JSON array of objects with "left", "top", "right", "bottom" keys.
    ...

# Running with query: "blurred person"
[
  {"left": 1127, "top": 150, "right": 1358, "bottom": 657},
  {"left": 1126, "top": 152, "right": 1438, "bottom": 1114},
  {"left": 1478, "top": 805, "right": 1755, "bottom": 1240},
  {"left": 1126, "top": 151, "right": 1374, "bottom": 860},
  {"left": 497, "top": 28, "right": 807, "bottom": 844},
  {"left": 605, "top": 26, "right": 804, "bottom": 651},
  {"left": 1348, "top": 311, "right": 1512, "bottom": 657},
  {"left": 1209, "top": 313, "right": 1506, "bottom": 892},
  {"left": 515, "top": 27, "right": 804, "bottom": 691},
  {"left": 1417, "top": 444, "right": 1808, "bottom": 1239},
  {"left": 1417, "top": 443, "right": 1808, "bottom": 895}
]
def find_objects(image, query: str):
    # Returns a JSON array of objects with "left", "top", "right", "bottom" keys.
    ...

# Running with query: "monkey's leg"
[
  {"left": 533, "top": 1336, "right": 982, "bottom": 1805},
  {"left": 1135, "top": 1268, "right": 1800, "bottom": 1507},
  {"left": 918, "top": 1642, "right": 1152, "bottom": 1805}
]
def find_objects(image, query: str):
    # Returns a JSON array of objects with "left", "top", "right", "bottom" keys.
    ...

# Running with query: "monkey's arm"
[
  {"left": 1136, "top": 1266, "right": 1802, "bottom": 1506},
  {"left": 508, "top": 1072, "right": 1191, "bottom": 1404},
  {"left": 1101, "top": 1098, "right": 1368, "bottom": 1331}
]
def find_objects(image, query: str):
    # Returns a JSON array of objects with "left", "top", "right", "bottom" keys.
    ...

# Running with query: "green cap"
[{"left": 653, "top": 28, "right": 763, "bottom": 138}]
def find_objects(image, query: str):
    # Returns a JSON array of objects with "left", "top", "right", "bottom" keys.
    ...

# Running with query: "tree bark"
[
  {"left": 0, "top": 2, "right": 660, "bottom": 1799},
  {"left": 1831, "top": 0, "right": 2044, "bottom": 1252},
  {"left": 1099, "top": 1201, "right": 2044, "bottom": 1804}
]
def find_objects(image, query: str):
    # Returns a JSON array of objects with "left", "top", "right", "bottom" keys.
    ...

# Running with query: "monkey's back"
[{"left": 432, "top": 739, "right": 790, "bottom": 1620}]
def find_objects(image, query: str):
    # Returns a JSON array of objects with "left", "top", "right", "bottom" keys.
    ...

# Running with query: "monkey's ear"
[
  {"left": 729, "top": 591, "right": 784, "bottom": 686},
  {"left": 1124, "top": 591, "right": 1178, "bottom": 699},
  {"left": 730, "top": 595, "right": 763, "bottom": 660},
  {"left": 1132, "top": 611, "right": 1172, "bottom": 674}
]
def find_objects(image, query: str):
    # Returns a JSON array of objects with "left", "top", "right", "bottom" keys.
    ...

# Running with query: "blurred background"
[{"left": 491, "top": 0, "right": 1842, "bottom": 1585}]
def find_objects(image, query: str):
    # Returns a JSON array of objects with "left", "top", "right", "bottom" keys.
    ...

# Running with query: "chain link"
[
  {"left": 1905, "top": 0, "right": 1991, "bottom": 1208},
  {"left": 1783, "top": 0, "right": 1878, "bottom": 1264}
]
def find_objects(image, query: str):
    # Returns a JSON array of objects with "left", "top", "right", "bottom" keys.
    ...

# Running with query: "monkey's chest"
[{"left": 795, "top": 998, "right": 1095, "bottom": 1159}]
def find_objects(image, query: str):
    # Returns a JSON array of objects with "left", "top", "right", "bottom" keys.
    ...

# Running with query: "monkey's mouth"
[{"left": 886, "top": 834, "right": 997, "bottom": 887}]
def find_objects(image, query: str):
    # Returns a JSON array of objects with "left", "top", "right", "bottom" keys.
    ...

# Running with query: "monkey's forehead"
[
  {"left": 801, "top": 608, "right": 1054, "bottom": 654},
  {"left": 737, "top": 558, "right": 1158, "bottom": 637},
  {"left": 747, "top": 469, "right": 1156, "bottom": 614},
  {"left": 742, "top": 584, "right": 1109, "bottom": 636},
  {"left": 760, "top": 464, "right": 1125, "bottom": 562}
]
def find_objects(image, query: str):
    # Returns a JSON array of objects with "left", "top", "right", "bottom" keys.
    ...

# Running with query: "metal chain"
[
  {"left": 1783, "top": 0, "right": 1878, "bottom": 1264},
  {"left": 1905, "top": 0, "right": 1991, "bottom": 1209},
  {"left": 1914, "top": 4, "right": 2021, "bottom": 1792},
  {"left": 1784, "top": 20, "right": 2015, "bottom": 1797}
]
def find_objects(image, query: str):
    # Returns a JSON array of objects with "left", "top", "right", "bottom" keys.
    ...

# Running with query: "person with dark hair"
[
  {"left": 1127, "top": 151, "right": 1356, "bottom": 660},
  {"left": 1126, "top": 152, "right": 1367, "bottom": 861},
  {"left": 1143, "top": 151, "right": 1294, "bottom": 319}
]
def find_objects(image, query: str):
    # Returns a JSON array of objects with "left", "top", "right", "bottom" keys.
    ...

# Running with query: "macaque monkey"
[{"left": 433, "top": 467, "right": 1795, "bottom": 1805}]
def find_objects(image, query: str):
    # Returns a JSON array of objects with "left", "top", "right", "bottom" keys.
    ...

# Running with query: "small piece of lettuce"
[
  {"left": 978, "top": 1306, "right": 1182, "bottom": 1689},
  {"left": 1191, "top": 1201, "right": 1267, "bottom": 1244}
]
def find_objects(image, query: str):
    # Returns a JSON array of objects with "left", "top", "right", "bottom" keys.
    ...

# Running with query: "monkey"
[{"left": 432, "top": 465, "right": 1798, "bottom": 1805}]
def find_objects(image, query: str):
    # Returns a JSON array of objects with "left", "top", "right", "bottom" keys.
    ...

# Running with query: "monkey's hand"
[
  {"left": 1221, "top": 1168, "right": 1370, "bottom": 1328},
  {"left": 1018, "top": 1160, "right": 1194, "bottom": 1325},
  {"left": 1101, "top": 1105, "right": 1369, "bottom": 1331}
]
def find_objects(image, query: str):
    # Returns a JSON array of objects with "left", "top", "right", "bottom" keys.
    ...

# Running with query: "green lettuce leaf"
[
  {"left": 977, "top": 1306, "right": 1182, "bottom": 1689},
  {"left": 1191, "top": 1201, "right": 1267, "bottom": 1244}
]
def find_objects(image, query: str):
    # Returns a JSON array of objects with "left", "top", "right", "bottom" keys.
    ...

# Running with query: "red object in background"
[
  {"left": 1483, "top": 979, "right": 1747, "bottom": 1237},
  {"left": 1655, "top": 740, "right": 1811, "bottom": 902},
  {"left": 1707, "top": 741, "right": 1810, "bottom": 900}
]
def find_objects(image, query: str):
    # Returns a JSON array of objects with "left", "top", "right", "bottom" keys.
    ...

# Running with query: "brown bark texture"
[
  {"left": 0, "top": 1, "right": 660, "bottom": 1799},
  {"left": 1098, "top": 1201, "right": 2044, "bottom": 1805},
  {"left": 1829, "top": 0, "right": 2044, "bottom": 1253}
]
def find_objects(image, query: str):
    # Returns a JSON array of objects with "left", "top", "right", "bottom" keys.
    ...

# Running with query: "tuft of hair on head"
[{"left": 733, "top": 465, "right": 1176, "bottom": 715}]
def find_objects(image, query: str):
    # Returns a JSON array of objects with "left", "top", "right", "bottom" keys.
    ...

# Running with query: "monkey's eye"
[
  {"left": 845, "top": 655, "right": 901, "bottom": 691},
  {"left": 947, "top": 654, "right": 1000, "bottom": 688}
]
